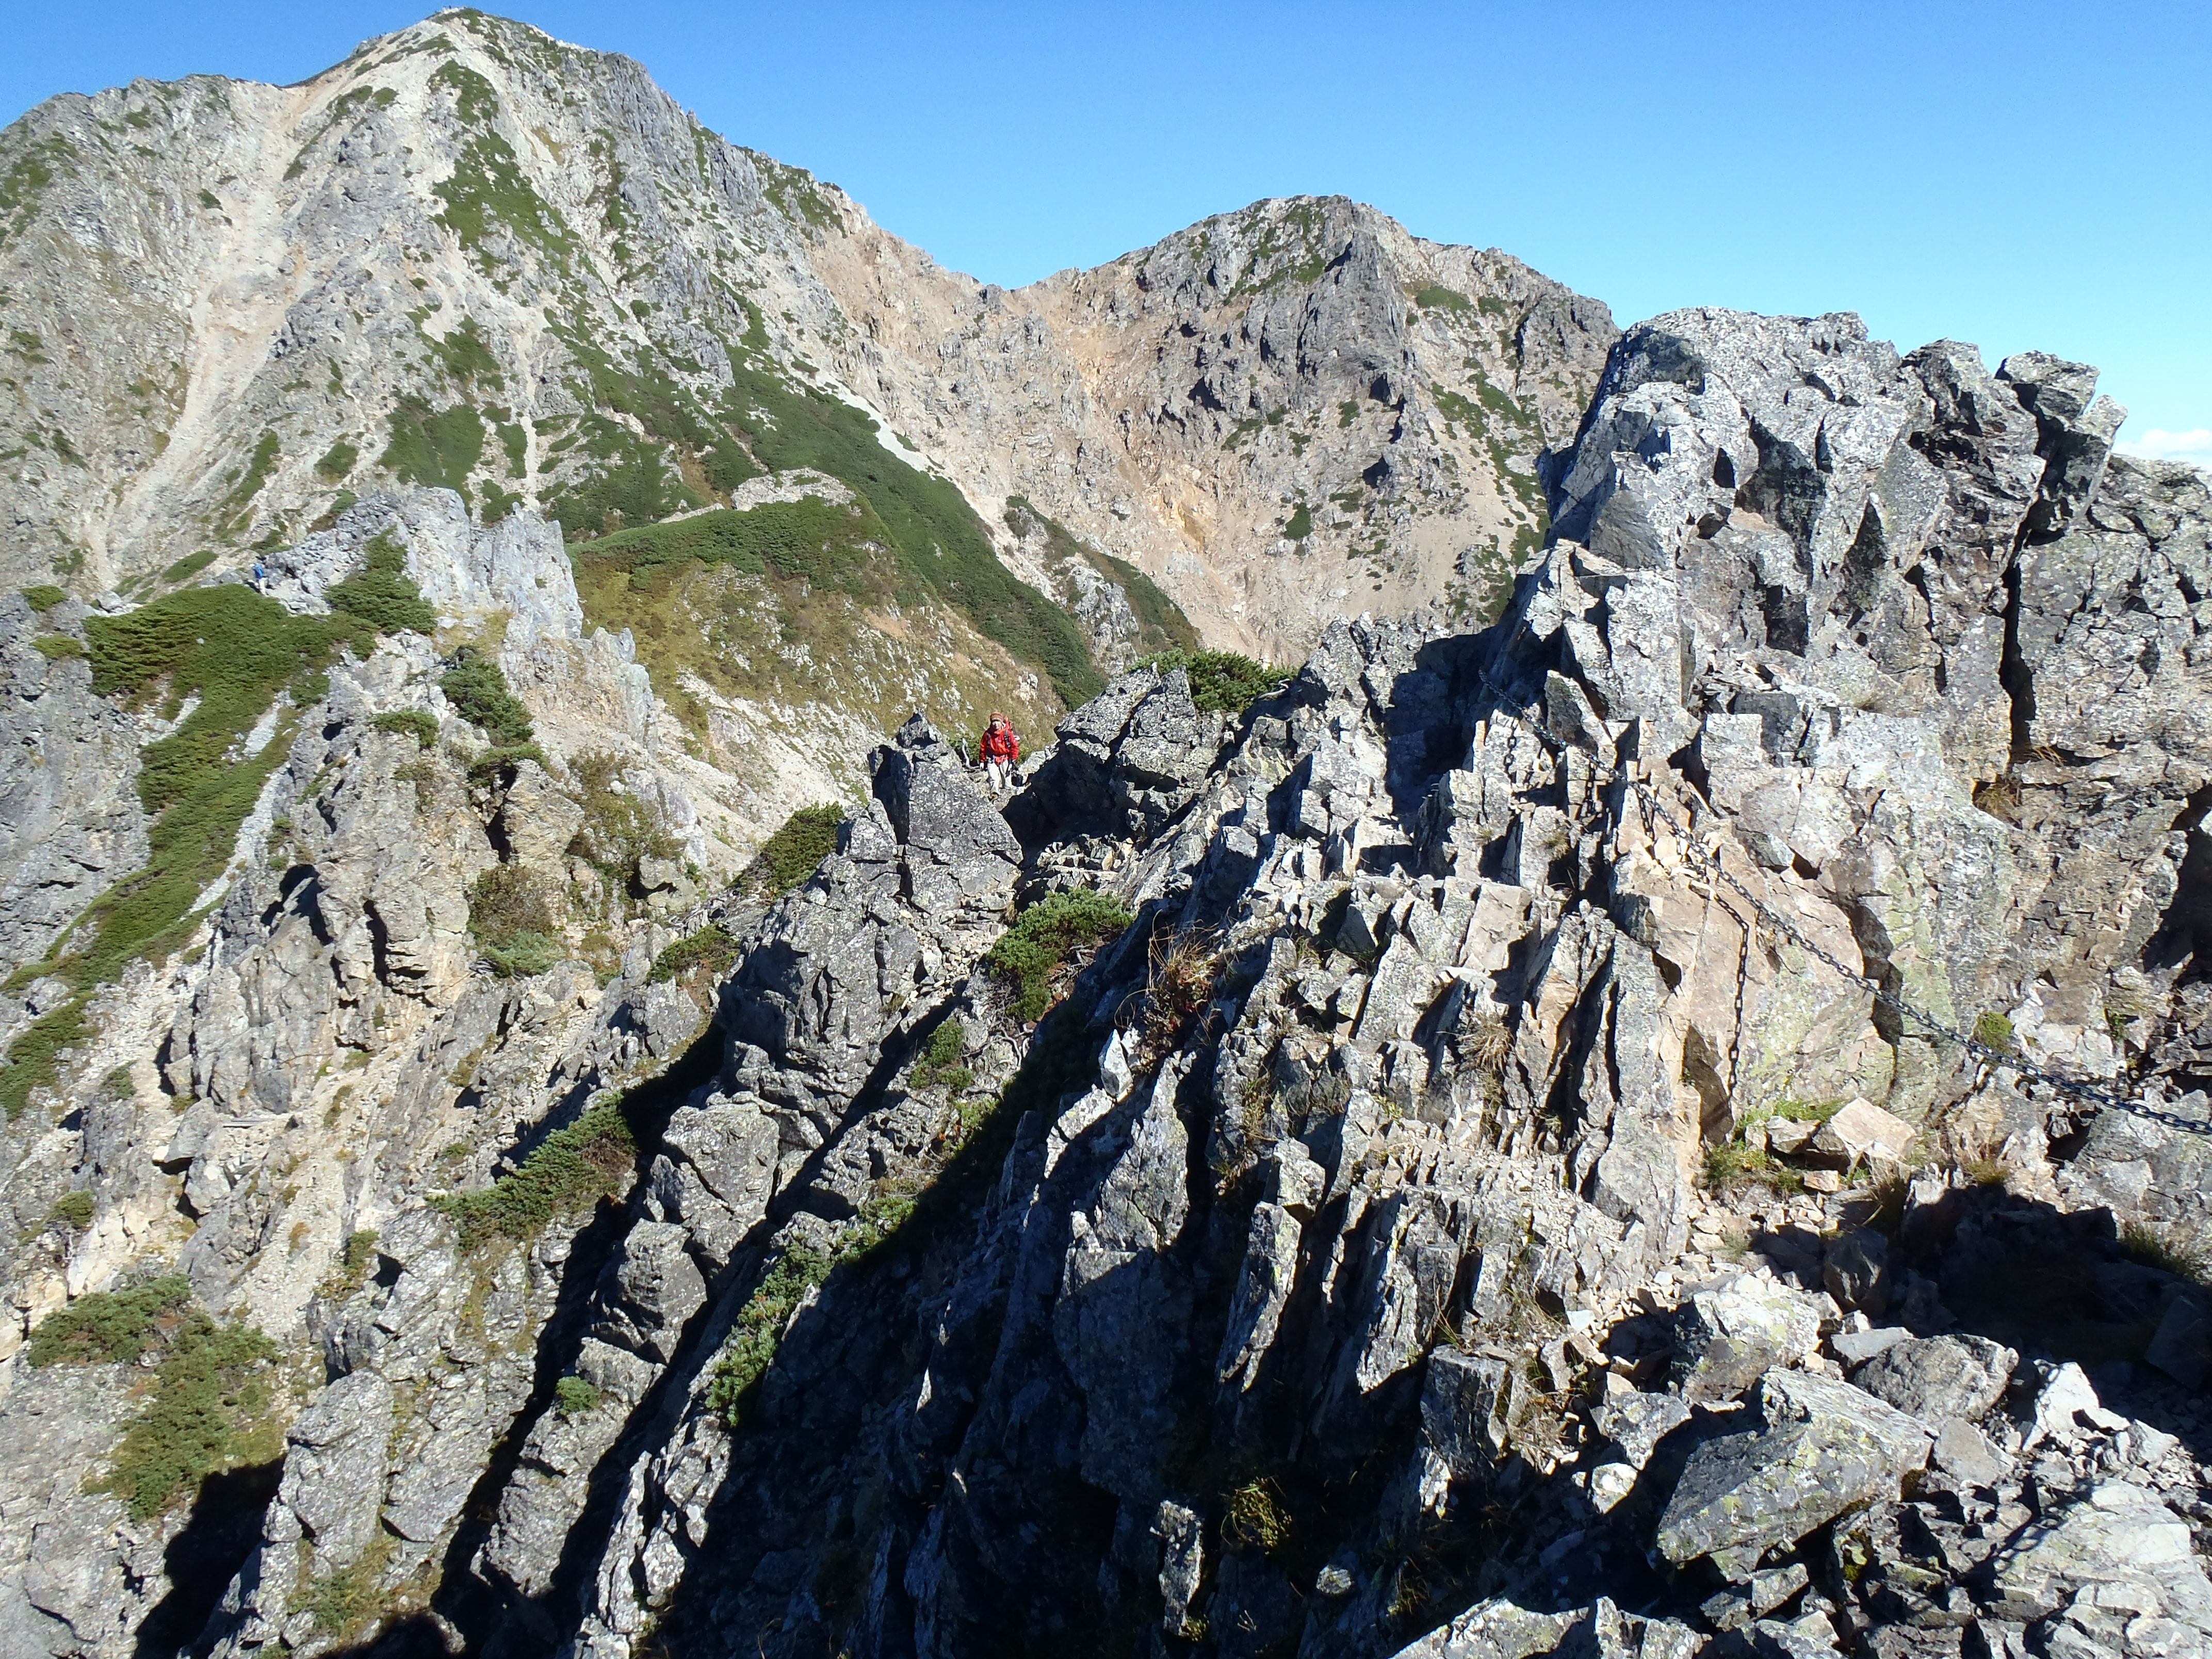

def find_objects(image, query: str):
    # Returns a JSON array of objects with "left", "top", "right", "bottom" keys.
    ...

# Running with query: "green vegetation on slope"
[
  {"left": 438, "top": 647, "right": 533, "bottom": 746},
  {"left": 216, "top": 431, "right": 282, "bottom": 536},
  {"left": 541, "top": 324, "right": 757, "bottom": 539},
  {"left": 436, "top": 1099, "right": 638, "bottom": 1247},
  {"left": 466, "top": 863, "right": 558, "bottom": 978},
  {"left": 326, "top": 532, "right": 436, "bottom": 634},
  {"left": 28, "top": 1276, "right": 283, "bottom": 1520},
  {"left": 1004, "top": 495, "right": 1199, "bottom": 657},
  {"left": 647, "top": 923, "right": 740, "bottom": 985},
  {"left": 580, "top": 495, "right": 900, "bottom": 600},
  {"left": 985, "top": 889, "right": 1134, "bottom": 1021},
  {"left": 380, "top": 398, "right": 485, "bottom": 504},
  {"left": 0, "top": 587, "right": 386, "bottom": 1116},
  {"left": 746, "top": 802, "right": 844, "bottom": 896},
  {"left": 1134, "top": 649, "right": 1286, "bottom": 714},
  {"left": 719, "top": 364, "right": 1102, "bottom": 708}
]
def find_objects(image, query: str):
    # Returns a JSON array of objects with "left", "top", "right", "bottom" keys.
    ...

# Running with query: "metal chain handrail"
[{"left": 1458, "top": 630, "right": 2206, "bottom": 1136}]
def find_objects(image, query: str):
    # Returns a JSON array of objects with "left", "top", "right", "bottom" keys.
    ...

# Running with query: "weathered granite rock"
[
  {"left": 1672, "top": 1277, "right": 1826, "bottom": 1404},
  {"left": 1849, "top": 1334, "right": 2015, "bottom": 1423},
  {"left": 1656, "top": 1371, "right": 1931, "bottom": 1573},
  {"left": 1989, "top": 1482, "right": 2212, "bottom": 1625}
]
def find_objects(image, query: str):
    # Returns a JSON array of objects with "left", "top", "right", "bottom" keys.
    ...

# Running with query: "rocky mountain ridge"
[
  {"left": 2, "top": 14, "right": 2210, "bottom": 1659},
  {"left": 2, "top": 278, "right": 2208, "bottom": 1659},
  {"left": 0, "top": 9, "right": 1613, "bottom": 664}
]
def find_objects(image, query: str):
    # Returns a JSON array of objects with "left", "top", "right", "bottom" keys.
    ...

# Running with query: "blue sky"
[{"left": 8, "top": 1, "right": 2207, "bottom": 463}]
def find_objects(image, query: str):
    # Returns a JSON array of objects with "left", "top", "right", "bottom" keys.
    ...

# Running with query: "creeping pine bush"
[
  {"left": 21, "top": 583, "right": 67, "bottom": 612},
  {"left": 438, "top": 646, "right": 534, "bottom": 746},
  {"left": 707, "top": 1191, "right": 915, "bottom": 1428},
  {"left": 26, "top": 1274, "right": 193, "bottom": 1365},
  {"left": 984, "top": 889, "right": 1134, "bottom": 1021},
  {"left": 371, "top": 709, "right": 439, "bottom": 750},
  {"left": 553, "top": 1375, "right": 603, "bottom": 1416},
  {"left": 27, "top": 1276, "right": 280, "bottom": 1518},
  {"left": 647, "top": 923, "right": 740, "bottom": 984},
  {"left": 909, "top": 1019, "right": 973, "bottom": 1095},
  {"left": 46, "top": 1190, "right": 94, "bottom": 1231},
  {"left": 435, "top": 1100, "right": 638, "bottom": 1247},
  {"left": 467, "top": 863, "right": 559, "bottom": 977},
  {"left": 743, "top": 803, "right": 845, "bottom": 897},
  {"left": 4, "top": 580, "right": 375, "bottom": 1119},
  {"left": 326, "top": 532, "right": 436, "bottom": 635},
  {"left": 708, "top": 1245, "right": 831, "bottom": 1425},
  {"left": 1133, "top": 649, "right": 1285, "bottom": 714}
]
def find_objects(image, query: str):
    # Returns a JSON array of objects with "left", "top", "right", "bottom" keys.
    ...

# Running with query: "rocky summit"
[{"left": 2, "top": 12, "right": 2210, "bottom": 1659}]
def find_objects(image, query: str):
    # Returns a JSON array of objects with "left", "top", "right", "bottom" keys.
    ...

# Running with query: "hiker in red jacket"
[{"left": 981, "top": 712, "right": 1020, "bottom": 797}]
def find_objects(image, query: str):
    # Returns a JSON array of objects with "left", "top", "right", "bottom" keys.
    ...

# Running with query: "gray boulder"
[
  {"left": 1421, "top": 1348, "right": 1513, "bottom": 1478},
  {"left": 1988, "top": 1482, "right": 2212, "bottom": 1627},
  {"left": 1390, "top": 1596, "right": 1705, "bottom": 1659},
  {"left": 1820, "top": 1230, "right": 1890, "bottom": 1317},
  {"left": 1849, "top": 1333, "right": 2015, "bottom": 1424},
  {"left": 1592, "top": 1391, "right": 1694, "bottom": 1472},
  {"left": 1671, "top": 1276, "right": 1825, "bottom": 1404},
  {"left": 1655, "top": 1371, "right": 1930, "bottom": 1574}
]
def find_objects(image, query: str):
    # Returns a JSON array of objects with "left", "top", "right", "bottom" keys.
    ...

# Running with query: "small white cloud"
[{"left": 2118, "top": 427, "right": 2212, "bottom": 468}]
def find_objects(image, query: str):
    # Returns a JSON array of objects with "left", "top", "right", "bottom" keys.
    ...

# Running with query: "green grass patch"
[
  {"left": 436, "top": 1099, "right": 638, "bottom": 1247},
  {"left": 314, "top": 438, "right": 357, "bottom": 482},
  {"left": 1284, "top": 503, "right": 1312, "bottom": 541},
  {"left": 371, "top": 709, "right": 438, "bottom": 749},
  {"left": 553, "top": 1375, "right": 603, "bottom": 1415},
  {"left": 1702, "top": 1140, "right": 1803, "bottom": 1195},
  {"left": 1133, "top": 648, "right": 1285, "bottom": 714},
  {"left": 579, "top": 494, "right": 898, "bottom": 599},
  {"left": 2121, "top": 1222, "right": 2212, "bottom": 1295},
  {"left": 1223, "top": 1476, "right": 1293, "bottom": 1554},
  {"left": 159, "top": 548, "right": 219, "bottom": 586},
  {"left": 326, "top": 533, "right": 435, "bottom": 635},
  {"left": 647, "top": 923, "right": 740, "bottom": 985},
  {"left": 32, "top": 635, "right": 82, "bottom": 660},
  {"left": 438, "top": 647, "right": 533, "bottom": 746},
  {"left": 1972, "top": 1011, "right": 2015, "bottom": 1054},
  {"left": 22, "top": 583, "right": 66, "bottom": 611},
  {"left": 720, "top": 364, "right": 1102, "bottom": 707},
  {"left": 28, "top": 1276, "right": 281, "bottom": 1519},
  {"left": 743, "top": 802, "right": 844, "bottom": 897},
  {"left": 1413, "top": 284, "right": 1473, "bottom": 312},
  {"left": 984, "top": 888, "right": 1133, "bottom": 1021},
  {"left": 379, "top": 397, "right": 484, "bottom": 503}
]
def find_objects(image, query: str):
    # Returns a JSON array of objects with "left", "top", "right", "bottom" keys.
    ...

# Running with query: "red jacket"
[{"left": 981, "top": 724, "right": 1019, "bottom": 763}]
